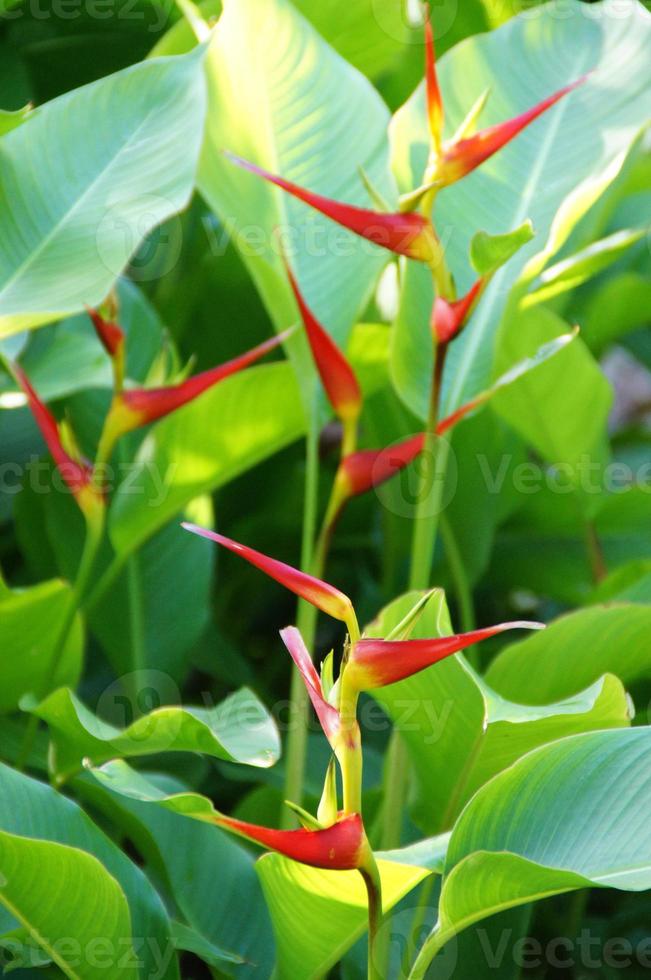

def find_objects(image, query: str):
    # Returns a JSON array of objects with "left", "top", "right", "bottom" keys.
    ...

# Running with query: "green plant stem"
[
  {"left": 439, "top": 513, "right": 475, "bottom": 634},
  {"left": 360, "top": 856, "right": 383, "bottom": 980},
  {"left": 281, "top": 412, "right": 320, "bottom": 825},
  {"left": 16, "top": 512, "right": 104, "bottom": 772}
]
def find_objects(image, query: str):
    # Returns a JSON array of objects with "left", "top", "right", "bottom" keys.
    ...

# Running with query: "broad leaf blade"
[
  {"left": 0, "top": 50, "right": 207, "bottom": 335},
  {"left": 25, "top": 686, "right": 280, "bottom": 782}
]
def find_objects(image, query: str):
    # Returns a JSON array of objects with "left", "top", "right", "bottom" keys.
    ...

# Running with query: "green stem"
[
  {"left": 16, "top": 512, "right": 104, "bottom": 771},
  {"left": 281, "top": 411, "right": 320, "bottom": 825},
  {"left": 360, "top": 856, "right": 383, "bottom": 980},
  {"left": 584, "top": 520, "right": 607, "bottom": 585},
  {"left": 439, "top": 513, "right": 475, "bottom": 634}
]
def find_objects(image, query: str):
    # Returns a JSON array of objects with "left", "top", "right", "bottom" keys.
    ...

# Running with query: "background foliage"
[{"left": 0, "top": 0, "right": 650, "bottom": 976}]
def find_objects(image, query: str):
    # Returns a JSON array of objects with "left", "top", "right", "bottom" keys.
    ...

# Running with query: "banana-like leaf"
[
  {"left": 412, "top": 729, "right": 651, "bottom": 977},
  {"left": 24, "top": 686, "right": 280, "bottom": 783},
  {"left": 365, "top": 592, "right": 630, "bottom": 832},
  {"left": 0, "top": 762, "right": 177, "bottom": 979},
  {"left": 196, "top": 0, "right": 396, "bottom": 395},
  {"left": 486, "top": 603, "right": 651, "bottom": 703},
  {"left": 0, "top": 830, "right": 136, "bottom": 978},
  {"left": 0, "top": 49, "right": 207, "bottom": 336},
  {"left": 0, "top": 579, "right": 82, "bottom": 713}
]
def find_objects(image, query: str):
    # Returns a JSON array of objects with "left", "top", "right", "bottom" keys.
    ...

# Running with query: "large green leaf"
[
  {"left": 0, "top": 580, "right": 82, "bottom": 713},
  {"left": 486, "top": 603, "right": 651, "bottom": 703},
  {"left": 0, "top": 829, "right": 136, "bottom": 978},
  {"left": 0, "top": 763, "right": 177, "bottom": 979},
  {"left": 108, "top": 362, "right": 305, "bottom": 553},
  {"left": 491, "top": 306, "right": 612, "bottom": 511},
  {"left": 258, "top": 854, "right": 430, "bottom": 980},
  {"left": 365, "top": 592, "right": 629, "bottom": 832},
  {"left": 196, "top": 0, "right": 396, "bottom": 390},
  {"left": 25, "top": 686, "right": 280, "bottom": 783},
  {"left": 77, "top": 768, "right": 276, "bottom": 978},
  {"left": 0, "top": 49, "right": 206, "bottom": 336},
  {"left": 411, "top": 729, "right": 651, "bottom": 977},
  {"left": 390, "top": 0, "right": 651, "bottom": 416}
]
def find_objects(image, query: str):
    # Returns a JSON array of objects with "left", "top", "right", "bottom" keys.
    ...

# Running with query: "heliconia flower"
[
  {"left": 280, "top": 626, "right": 340, "bottom": 745},
  {"left": 85, "top": 305, "right": 125, "bottom": 359},
  {"left": 424, "top": 13, "right": 444, "bottom": 152},
  {"left": 225, "top": 151, "right": 439, "bottom": 264},
  {"left": 336, "top": 434, "right": 425, "bottom": 500},
  {"left": 344, "top": 621, "right": 544, "bottom": 691},
  {"left": 105, "top": 330, "right": 291, "bottom": 440},
  {"left": 432, "top": 278, "right": 485, "bottom": 345},
  {"left": 182, "top": 524, "right": 357, "bottom": 633},
  {"left": 213, "top": 810, "right": 368, "bottom": 871},
  {"left": 15, "top": 367, "right": 103, "bottom": 521},
  {"left": 283, "top": 259, "right": 362, "bottom": 424},
  {"left": 433, "top": 77, "right": 586, "bottom": 188}
]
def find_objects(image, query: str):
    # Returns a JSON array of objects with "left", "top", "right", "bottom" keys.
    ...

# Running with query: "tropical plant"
[{"left": 0, "top": 0, "right": 650, "bottom": 978}]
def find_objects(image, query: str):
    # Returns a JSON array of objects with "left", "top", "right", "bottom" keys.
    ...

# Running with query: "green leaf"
[
  {"left": 108, "top": 362, "right": 305, "bottom": 553},
  {"left": 25, "top": 686, "right": 280, "bottom": 783},
  {"left": 197, "top": 0, "right": 396, "bottom": 392},
  {"left": 169, "top": 920, "right": 244, "bottom": 969},
  {"left": 525, "top": 227, "right": 646, "bottom": 305},
  {"left": 486, "top": 603, "right": 651, "bottom": 704},
  {"left": 390, "top": 0, "right": 651, "bottom": 416},
  {"left": 79, "top": 766, "right": 275, "bottom": 977},
  {"left": 470, "top": 222, "right": 535, "bottom": 278},
  {"left": 257, "top": 854, "right": 430, "bottom": 980},
  {"left": 491, "top": 306, "right": 612, "bottom": 511},
  {"left": 0, "top": 763, "right": 177, "bottom": 979},
  {"left": 418, "top": 729, "right": 651, "bottom": 972},
  {"left": 0, "top": 49, "right": 206, "bottom": 336},
  {"left": 89, "top": 759, "right": 220, "bottom": 822},
  {"left": 580, "top": 271, "right": 651, "bottom": 355},
  {"left": 0, "top": 829, "right": 136, "bottom": 978},
  {"left": 0, "top": 580, "right": 82, "bottom": 713},
  {"left": 0, "top": 105, "right": 31, "bottom": 136},
  {"left": 365, "top": 592, "right": 630, "bottom": 832}
]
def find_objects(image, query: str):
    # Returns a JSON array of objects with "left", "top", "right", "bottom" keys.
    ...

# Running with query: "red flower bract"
[
  {"left": 214, "top": 811, "right": 367, "bottom": 871},
  {"left": 345, "top": 621, "right": 544, "bottom": 690},
  {"left": 284, "top": 259, "right": 361, "bottom": 423},
  {"left": 432, "top": 279, "right": 485, "bottom": 345},
  {"left": 116, "top": 330, "right": 290, "bottom": 431},
  {"left": 225, "top": 151, "right": 438, "bottom": 263},
  {"left": 85, "top": 305, "right": 125, "bottom": 359},
  {"left": 435, "top": 78, "right": 586, "bottom": 187},
  {"left": 338, "top": 434, "right": 425, "bottom": 499},
  {"left": 280, "top": 626, "right": 340, "bottom": 745},
  {"left": 182, "top": 524, "right": 355, "bottom": 628},
  {"left": 15, "top": 367, "right": 102, "bottom": 519}
]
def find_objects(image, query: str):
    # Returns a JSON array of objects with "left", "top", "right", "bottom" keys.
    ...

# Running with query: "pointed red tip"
[
  {"left": 438, "top": 76, "right": 586, "bottom": 185},
  {"left": 347, "top": 621, "right": 544, "bottom": 689},
  {"left": 225, "top": 151, "right": 437, "bottom": 262},
  {"left": 338, "top": 434, "right": 425, "bottom": 499},
  {"left": 215, "top": 811, "right": 366, "bottom": 870},
  {"left": 424, "top": 12, "right": 444, "bottom": 150},
  {"left": 85, "top": 306, "right": 125, "bottom": 359},
  {"left": 432, "top": 278, "right": 485, "bottom": 345},
  {"left": 280, "top": 627, "right": 340, "bottom": 744},
  {"left": 182, "top": 524, "right": 354, "bottom": 625},
  {"left": 15, "top": 367, "right": 100, "bottom": 514},
  {"left": 283, "top": 260, "right": 361, "bottom": 422},
  {"left": 117, "top": 331, "right": 289, "bottom": 431}
]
